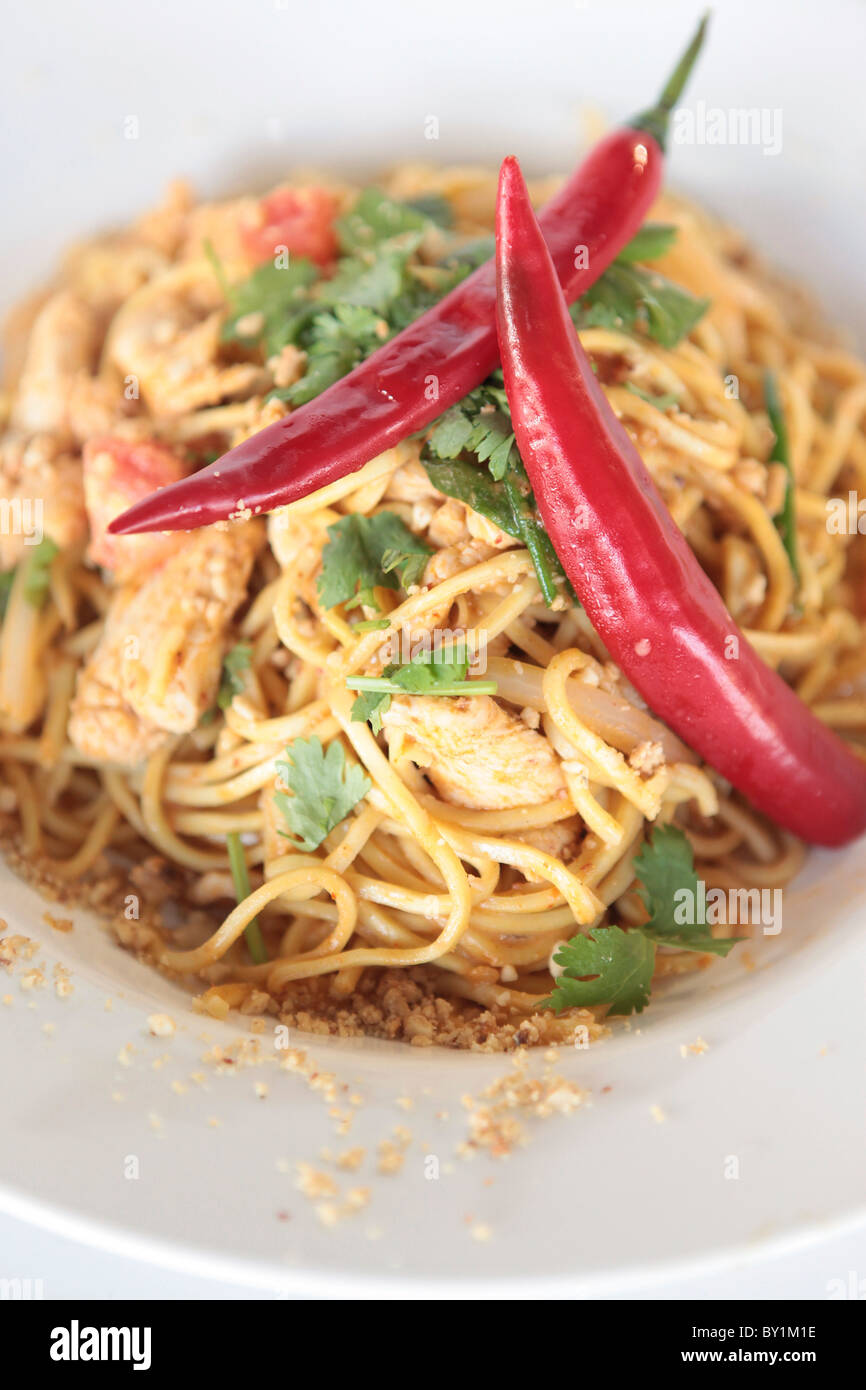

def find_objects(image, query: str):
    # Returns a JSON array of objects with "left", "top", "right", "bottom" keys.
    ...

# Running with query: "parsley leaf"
[
  {"left": 542, "top": 926, "right": 655, "bottom": 1017},
  {"left": 217, "top": 643, "right": 252, "bottom": 710},
  {"left": 633, "top": 824, "right": 743, "bottom": 956},
  {"left": 765, "top": 370, "right": 800, "bottom": 584},
  {"left": 317, "top": 512, "right": 432, "bottom": 610},
  {"left": 22, "top": 537, "right": 59, "bottom": 609},
  {"left": 274, "top": 736, "right": 370, "bottom": 852}
]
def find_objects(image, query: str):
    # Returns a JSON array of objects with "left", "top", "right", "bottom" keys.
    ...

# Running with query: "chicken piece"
[
  {"left": 427, "top": 496, "right": 517, "bottom": 552},
  {"left": 11, "top": 291, "right": 100, "bottom": 435},
  {"left": 0, "top": 432, "right": 87, "bottom": 569},
  {"left": 68, "top": 521, "right": 264, "bottom": 764},
  {"left": 62, "top": 236, "right": 169, "bottom": 316},
  {"left": 381, "top": 694, "right": 566, "bottom": 810},
  {"left": 82, "top": 436, "right": 189, "bottom": 579},
  {"left": 104, "top": 262, "right": 269, "bottom": 416}
]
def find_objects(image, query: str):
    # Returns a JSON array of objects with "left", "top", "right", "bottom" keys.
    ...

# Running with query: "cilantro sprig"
[
  {"left": 423, "top": 380, "right": 570, "bottom": 607},
  {"left": 542, "top": 825, "right": 744, "bottom": 1017},
  {"left": 274, "top": 736, "right": 370, "bottom": 852},
  {"left": 348, "top": 644, "right": 497, "bottom": 733},
  {"left": 317, "top": 511, "right": 433, "bottom": 611}
]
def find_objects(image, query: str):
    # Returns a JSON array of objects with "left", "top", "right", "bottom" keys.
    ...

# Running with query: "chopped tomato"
[
  {"left": 240, "top": 186, "right": 339, "bottom": 268},
  {"left": 83, "top": 437, "right": 189, "bottom": 579}
]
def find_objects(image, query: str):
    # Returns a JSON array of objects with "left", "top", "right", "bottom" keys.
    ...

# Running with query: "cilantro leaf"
[
  {"left": 335, "top": 188, "right": 430, "bottom": 254},
  {"left": 574, "top": 261, "right": 709, "bottom": 349},
  {"left": 22, "top": 537, "right": 58, "bottom": 608},
  {"left": 423, "top": 397, "right": 571, "bottom": 607},
  {"left": 348, "top": 644, "right": 496, "bottom": 731},
  {"left": 350, "top": 685, "right": 392, "bottom": 735},
  {"left": 426, "top": 381, "right": 519, "bottom": 481},
  {"left": 319, "top": 243, "right": 417, "bottom": 316},
  {"left": 217, "top": 643, "right": 252, "bottom": 710},
  {"left": 317, "top": 512, "right": 432, "bottom": 610},
  {"left": 274, "top": 736, "right": 370, "bottom": 852},
  {"left": 422, "top": 456, "right": 516, "bottom": 536},
  {"left": 634, "top": 824, "right": 743, "bottom": 956},
  {"left": 281, "top": 305, "right": 383, "bottom": 407},
  {"left": 542, "top": 926, "right": 655, "bottom": 1017},
  {"left": 402, "top": 192, "right": 454, "bottom": 228},
  {"left": 616, "top": 222, "right": 678, "bottom": 264},
  {"left": 765, "top": 370, "right": 800, "bottom": 584},
  {"left": 216, "top": 255, "right": 319, "bottom": 358}
]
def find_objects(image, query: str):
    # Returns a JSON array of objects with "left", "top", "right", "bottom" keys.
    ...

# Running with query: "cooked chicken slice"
[
  {"left": 104, "top": 262, "right": 270, "bottom": 416},
  {"left": 381, "top": 694, "right": 566, "bottom": 810},
  {"left": 69, "top": 521, "right": 264, "bottom": 764},
  {"left": 11, "top": 291, "right": 100, "bottom": 436},
  {"left": 0, "top": 433, "right": 87, "bottom": 569}
]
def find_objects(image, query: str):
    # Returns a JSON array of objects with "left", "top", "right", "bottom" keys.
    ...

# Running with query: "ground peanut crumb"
[{"left": 147, "top": 1013, "right": 176, "bottom": 1038}]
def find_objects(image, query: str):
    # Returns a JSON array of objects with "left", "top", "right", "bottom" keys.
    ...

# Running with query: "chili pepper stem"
[{"left": 630, "top": 12, "right": 710, "bottom": 151}]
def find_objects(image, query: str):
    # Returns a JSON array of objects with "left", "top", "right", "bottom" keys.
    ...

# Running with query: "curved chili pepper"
[
  {"left": 495, "top": 154, "right": 866, "bottom": 849},
  {"left": 109, "top": 19, "right": 708, "bottom": 537}
]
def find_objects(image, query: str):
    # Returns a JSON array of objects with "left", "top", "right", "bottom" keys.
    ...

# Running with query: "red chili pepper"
[
  {"left": 109, "top": 19, "right": 708, "bottom": 538},
  {"left": 495, "top": 154, "right": 866, "bottom": 849}
]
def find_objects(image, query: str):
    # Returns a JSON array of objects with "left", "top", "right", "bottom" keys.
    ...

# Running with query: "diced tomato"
[
  {"left": 239, "top": 186, "right": 339, "bottom": 268},
  {"left": 83, "top": 437, "right": 189, "bottom": 579}
]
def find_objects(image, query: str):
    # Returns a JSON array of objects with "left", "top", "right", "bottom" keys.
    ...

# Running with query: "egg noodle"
[{"left": 1, "top": 165, "right": 864, "bottom": 1046}]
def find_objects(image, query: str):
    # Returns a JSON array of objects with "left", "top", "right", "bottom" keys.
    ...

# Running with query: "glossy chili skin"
[
  {"left": 495, "top": 155, "right": 866, "bottom": 849},
  {"left": 109, "top": 129, "right": 662, "bottom": 536}
]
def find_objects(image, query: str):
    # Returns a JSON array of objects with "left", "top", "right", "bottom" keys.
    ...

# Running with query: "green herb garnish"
[
  {"left": 542, "top": 826, "right": 743, "bottom": 1017},
  {"left": 348, "top": 643, "right": 497, "bottom": 733},
  {"left": 765, "top": 370, "right": 800, "bottom": 584},
  {"left": 217, "top": 643, "right": 252, "bottom": 710},
  {"left": 22, "top": 537, "right": 59, "bottom": 609},
  {"left": 574, "top": 261, "right": 709, "bottom": 349},
  {"left": 317, "top": 512, "right": 433, "bottom": 611},
  {"left": 274, "top": 736, "right": 370, "bottom": 852},
  {"left": 226, "top": 830, "right": 267, "bottom": 964}
]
